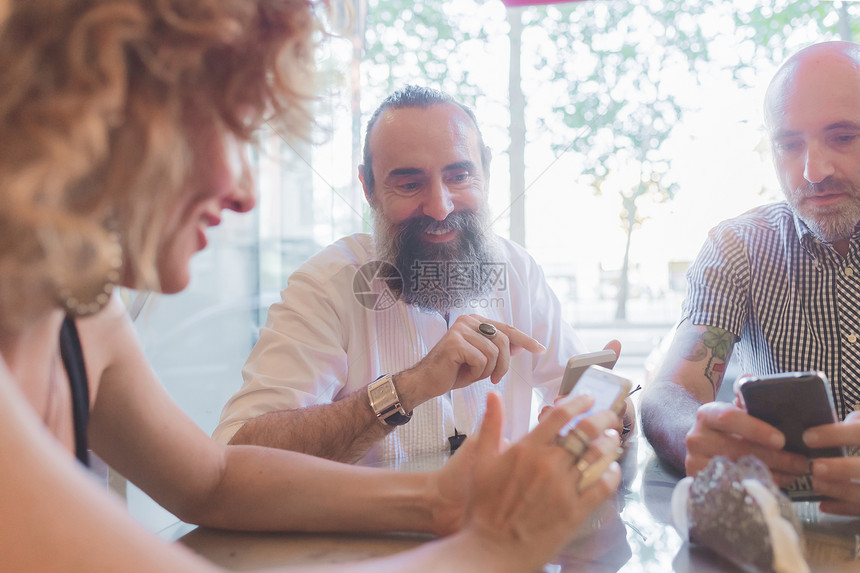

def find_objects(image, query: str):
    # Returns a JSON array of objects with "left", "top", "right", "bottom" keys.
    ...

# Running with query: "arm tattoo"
[
  {"left": 701, "top": 326, "right": 732, "bottom": 396},
  {"left": 677, "top": 325, "right": 733, "bottom": 398},
  {"left": 702, "top": 327, "right": 732, "bottom": 361}
]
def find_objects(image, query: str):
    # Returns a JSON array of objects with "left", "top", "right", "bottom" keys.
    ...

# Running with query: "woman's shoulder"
[{"left": 74, "top": 293, "right": 140, "bottom": 397}]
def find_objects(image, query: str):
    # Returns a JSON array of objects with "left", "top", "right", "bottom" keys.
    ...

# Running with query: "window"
[{"left": 127, "top": 0, "right": 853, "bottom": 534}]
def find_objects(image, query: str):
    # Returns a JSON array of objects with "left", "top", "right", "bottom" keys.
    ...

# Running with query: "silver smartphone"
[
  {"left": 558, "top": 365, "right": 632, "bottom": 435},
  {"left": 559, "top": 349, "right": 618, "bottom": 397}
]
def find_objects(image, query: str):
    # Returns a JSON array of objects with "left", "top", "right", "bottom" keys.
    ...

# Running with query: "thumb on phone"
[{"left": 602, "top": 340, "right": 622, "bottom": 368}]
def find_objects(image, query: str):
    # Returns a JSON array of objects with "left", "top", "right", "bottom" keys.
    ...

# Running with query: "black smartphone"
[
  {"left": 737, "top": 371, "right": 843, "bottom": 458},
  {"left": 737, "top": 371, "right": 845, "bottom": 502}
]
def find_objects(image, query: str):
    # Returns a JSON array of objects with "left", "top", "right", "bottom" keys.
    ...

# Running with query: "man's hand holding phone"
[
  {"left": 802, "top": 410, "right": 860, "bottom": 516},
  {"left": 736, "top": 371, "right": 849, "bottom": 502},
  {"left": 687, "top": 371, "right": 852, "bottom": 505},
  {"left": 684, "top": 401, "right": 809, "bottom": 488}
]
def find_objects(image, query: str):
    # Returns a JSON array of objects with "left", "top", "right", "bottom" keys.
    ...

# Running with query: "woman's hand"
[{"left": 440, "top": 392, "right": 622, "bottom": 572}]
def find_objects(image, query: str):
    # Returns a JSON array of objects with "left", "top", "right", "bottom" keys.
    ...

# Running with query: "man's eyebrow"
[
  {"left": 443, "top": 160, "right": 476, "bottom": 172},
  {"left": 385, "top": 161, "right": 476, "bottom": 178},
  {"left": 774, "top": 122, "right": 860, "bottom": 139},
  {"left": 772, "top": 129, "right": 799, "bottom": 139},
  {"left": 386, "top": 167, "right": 424, "bottom": 178},
  {"left": 825, "top": 121, "right": 860, "bottom": 131}
]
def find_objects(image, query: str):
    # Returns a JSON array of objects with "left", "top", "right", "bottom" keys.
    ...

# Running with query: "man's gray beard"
[
  {"left": 788, "top": 180, "right": 860, "bottom": 243},
  {"left": 372, "top": 207, "right": 499, "bottom": 314}
]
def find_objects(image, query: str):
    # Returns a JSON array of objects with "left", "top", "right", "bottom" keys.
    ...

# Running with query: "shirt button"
[
  {"left": 846, "top": 267, "right": 855, "bottom": 277},
  {"left": 848, "top": 333, "right": 858, "bottom": 344}
]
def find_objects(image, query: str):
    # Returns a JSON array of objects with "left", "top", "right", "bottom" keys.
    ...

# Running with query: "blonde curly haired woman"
[{"left": 0, "top": 1, "right": 622, "bottom": 571}]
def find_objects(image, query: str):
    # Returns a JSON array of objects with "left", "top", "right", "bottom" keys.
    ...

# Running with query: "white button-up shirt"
[{"left": 214, "top": 233, "right": 585, "bottom": 464}]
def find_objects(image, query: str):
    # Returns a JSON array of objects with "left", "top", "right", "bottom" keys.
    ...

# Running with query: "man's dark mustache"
[
  {"left": 389, "top": 212, "right": 479, "bottom": 259},
  {"left": 397, "top": 212, "right": 474, "bottom": 235}
]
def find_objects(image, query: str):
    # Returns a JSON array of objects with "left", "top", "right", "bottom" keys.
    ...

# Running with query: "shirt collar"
[{"left": 790, "top": 210, "right": 817, "bottom": 249}]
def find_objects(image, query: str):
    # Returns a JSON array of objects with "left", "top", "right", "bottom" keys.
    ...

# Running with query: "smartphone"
[
  {"left": 737, "top": 371, "right": 845, "bottom": 501},
  {"left": 737, "top": 371, "right": 843, "bottom": 458},
  {"left": 558, "top": 365, "right": 632, "bottom": 435},
  {"left": 559, "top": 349, "right": 618, "bottom": 397}
]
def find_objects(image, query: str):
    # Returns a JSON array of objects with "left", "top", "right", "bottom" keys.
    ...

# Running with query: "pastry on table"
[{"left": 671, "top": 455, "right": 809, "bottom": 573}]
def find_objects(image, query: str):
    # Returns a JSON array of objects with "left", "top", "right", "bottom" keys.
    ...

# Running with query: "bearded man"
[
  {"left": 213, "top": 86, "right": 611, "bottom": 464},
  {"left": 641, "top": 42, "right": 860, "bottom": 516}
]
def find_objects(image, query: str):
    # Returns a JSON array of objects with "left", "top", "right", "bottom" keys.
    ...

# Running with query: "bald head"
[
  {"left": 765, "top": 41, "right": 860, "bottom": 131},
  {"left": 764, "top": 41, "right": 860, "bottom": 250}
]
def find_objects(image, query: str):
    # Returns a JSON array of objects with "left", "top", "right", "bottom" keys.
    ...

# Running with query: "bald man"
[{"left": 641, "top": 41, "right": 860, "bottom": 516}]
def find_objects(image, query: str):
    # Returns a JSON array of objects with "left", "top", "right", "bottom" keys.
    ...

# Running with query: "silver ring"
[
  {"left": 478, "top": 322, "right": 497, "bottom": 339},
  {"left": 555, "top": 426, "right": 591, "bottom": 460}
]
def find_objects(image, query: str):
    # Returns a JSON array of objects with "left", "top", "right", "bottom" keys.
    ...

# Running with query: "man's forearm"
[
  {"left": 229, "top": 390, "right": 393, "bottom": 463},
  {"left": 641, "top": 321, "right": 734, "bottom": 473},
  {"left": 640, "top": 381, "right": 700, "bottom": 474}
]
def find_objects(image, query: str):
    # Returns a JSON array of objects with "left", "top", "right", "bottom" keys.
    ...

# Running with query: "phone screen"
[{"left": 559, "top": 366, "right": 630, "bottom": 435}]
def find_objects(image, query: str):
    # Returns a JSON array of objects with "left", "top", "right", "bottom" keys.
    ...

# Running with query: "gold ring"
[
  {"left": 578, "top": 448, "right": 624, "bottom": 492},
  {"left": 478, "top": 322, "right": 497, "bottom": 339},
  {"left": 555, "top": 433, "right": 585, "bottom": 459},
  {"left": 555, "top": 426, "right": 591, "bottom": 460},
  {"left": 571, "top": 426, "right": 591, "bottom": 448},
  {"left": 576, "top": 457, "right": 590, "bottom": 474}
]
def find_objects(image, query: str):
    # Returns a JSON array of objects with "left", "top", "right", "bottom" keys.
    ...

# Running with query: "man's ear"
[{"left": 359, "top": 165, "right": 373, "bottom": 203}]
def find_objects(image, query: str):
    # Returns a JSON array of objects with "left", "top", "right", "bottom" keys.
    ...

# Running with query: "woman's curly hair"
[{"left": 0, "top": 0, "right": 319, "bottom": 328}]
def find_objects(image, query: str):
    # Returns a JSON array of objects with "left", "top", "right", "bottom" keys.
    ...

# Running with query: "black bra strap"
[{"left": 59, "top": 317, "right": 90, "bottom": 467}]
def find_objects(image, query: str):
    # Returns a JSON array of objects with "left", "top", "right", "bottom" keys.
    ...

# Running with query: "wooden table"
[{"left": 171, "top": 433, "right": 860, "bottom": 571}]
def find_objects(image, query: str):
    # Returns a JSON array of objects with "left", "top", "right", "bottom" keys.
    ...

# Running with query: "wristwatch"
[{"left": 367, "top": 374, "right": 413, "bottom": 426}]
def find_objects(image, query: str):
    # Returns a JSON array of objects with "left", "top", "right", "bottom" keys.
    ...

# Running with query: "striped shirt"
[{"left": 683, "top": 202, "right": 860, "bottom": 419}]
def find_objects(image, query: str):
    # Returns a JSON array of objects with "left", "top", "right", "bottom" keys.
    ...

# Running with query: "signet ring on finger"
[{"left": 478, "top": 322, "right": 497, "bottom": 339}]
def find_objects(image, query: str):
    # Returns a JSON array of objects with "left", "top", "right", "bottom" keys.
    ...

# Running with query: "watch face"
[
  {"left": 369, "top": 376, "right": 398, "bottom": 414},
  {"left": 368, "top": 376, "right": 411, "bottom": 426},
  {"left": 369, "top": 383, "right": 391, "bottom": 405}
]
